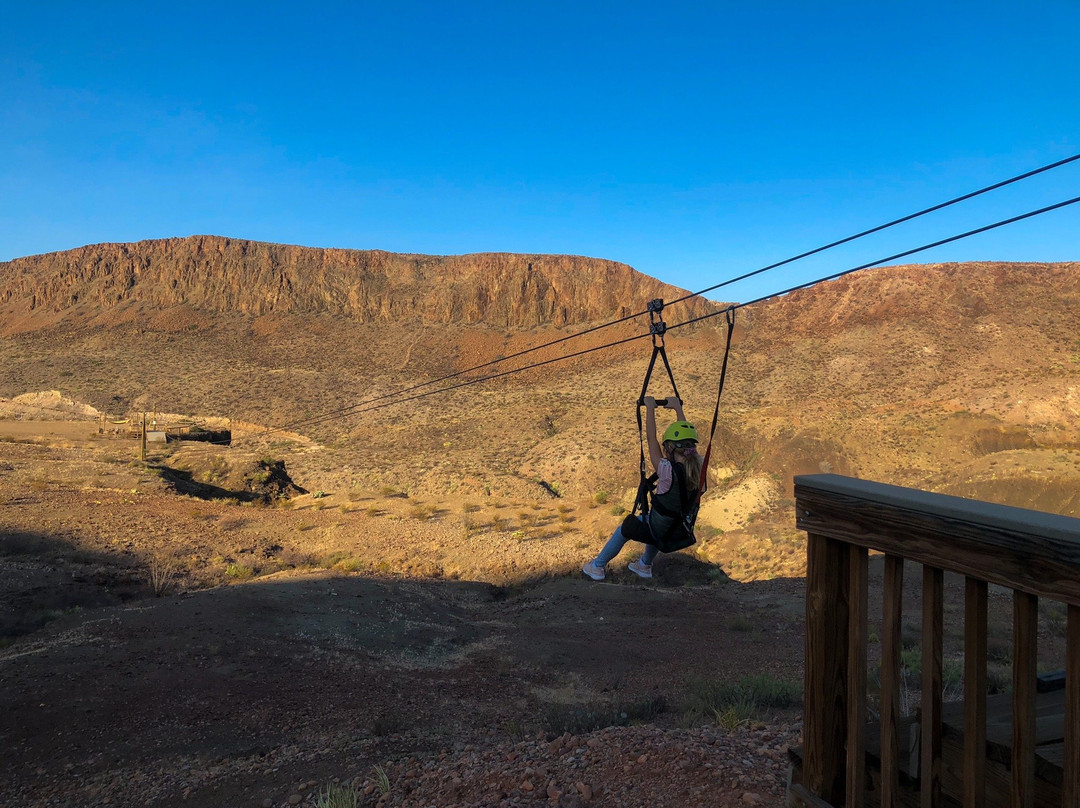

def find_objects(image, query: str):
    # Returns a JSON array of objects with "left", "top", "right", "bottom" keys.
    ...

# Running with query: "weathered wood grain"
[
  {"left": 921, "top": 566, "right": 943, "bottom": 808},
  {"left": 963, "top": 577, "right": 987, "bottom": 808},
  {"left": 881, "top": 555, "right": 904, "bottom": 808},
  {"left": 848, "top": 544, "right": 869, "bottom": 808},
  {"left": 805, "top": 533, "right": 851, "bottom": 804},
  {"left": 794, "top": 475, "right": 1080, "bottom": 605},
  {"left": 1012, "top": 592, "right": 1038, "bottom": 808}
]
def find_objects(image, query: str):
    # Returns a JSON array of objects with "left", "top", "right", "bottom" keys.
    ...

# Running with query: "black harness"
[{"left": 627, "top": 300, "right": 737, "bottom": 554}]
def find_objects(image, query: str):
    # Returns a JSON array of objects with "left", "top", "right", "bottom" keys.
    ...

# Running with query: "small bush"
[
  {"left": 148, "top": 554, "right": 178, "bottom": 596},
  {"left": 371, "top": 714, "right": 403, "bottom": 737},
  {"left": 409, "top": 503, "right": 437, "bottom": 520},
  {"left": 541, "top": 695, "right": 666, "bottom": 735},
  {"left": 314, "top": 782, "right": 360, "bottom": 808},
  {"left": 682, "top": 673, "right": 801, "bottom": 726},
  {"left": 372, "top": 765, "right": 391, "bottom": 796},
  {"left": 729, "top": 614, "right": 756, "bottom": 633},
  {"left": 225, "top": 563, "right": 255, "bottom": 580}
]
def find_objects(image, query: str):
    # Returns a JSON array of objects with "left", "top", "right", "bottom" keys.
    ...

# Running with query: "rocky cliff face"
[{"left": 0, "top": 236, "right": 717, "bottom": 328}]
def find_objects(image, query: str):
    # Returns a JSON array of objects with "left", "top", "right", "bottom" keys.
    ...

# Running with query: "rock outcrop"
[{"left": 0, "top": 236, "right": 717, "bottom": 328}]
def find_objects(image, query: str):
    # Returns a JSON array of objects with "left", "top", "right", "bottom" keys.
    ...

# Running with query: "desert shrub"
[
  {"left": 682, "top": 673, "right": 801, "bottom": 726},
  {"left": 1042, "top": 602, "right": 1068, "bottom": 637},
  {"left": 372, "top": 765, "right": 391, "bottom": 796},
  {"left": 148, "top": 553, "right": 178, "bottom": 596},
  {"left": 225, "top": 563, "right": 255, "bottom": 580},
  {"left": 712, "top": 695, "right": 758, "bottom": 730},
  {"left": 315, "top": 782, "right": 360, "bottom": 808},
  {"left": 729, "top": 614, "right": 756, "bottom": 633},
  {"left": 591, "top": 490, "right": 610, "bottom": 506},
  {"left": 608, "top": 504, "right": 626, "bottom": 517},
  {"left": 320, "top": 551, "right": 350, "bottom": 568},
  {"left": 897, "top": 647, "right": 965, "bottom": 693},
  {"left": 541, "top": 695, "right": 667, "bottom": 736},
  {"left": 409, "top": 503, "right": 436, "bottom": 520},
  {"left": 371, "top": 713, "right": 403, "bottom": 736}
]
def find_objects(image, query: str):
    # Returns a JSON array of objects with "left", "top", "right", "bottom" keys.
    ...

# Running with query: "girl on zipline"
[{"left": 582, "top": 396, "right": 702, "bottom": 581}]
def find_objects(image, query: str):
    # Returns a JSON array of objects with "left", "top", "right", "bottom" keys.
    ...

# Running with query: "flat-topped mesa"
[{"left": 0, "top": 236, "right": 719, "bottom": 328}]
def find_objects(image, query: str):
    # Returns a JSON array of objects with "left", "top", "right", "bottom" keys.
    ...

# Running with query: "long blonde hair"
[{"left": 665, "top": 442, "right": 703, "bottom": 492}]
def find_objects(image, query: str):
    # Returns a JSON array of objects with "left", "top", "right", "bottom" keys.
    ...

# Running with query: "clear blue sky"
[{"left": 3, "top": 2, "right": 1078, "bottom": 303}]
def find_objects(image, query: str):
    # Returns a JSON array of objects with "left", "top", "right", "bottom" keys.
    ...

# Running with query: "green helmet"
[{"left": 662, "top": 421, "right": 698, "bottom": 444}]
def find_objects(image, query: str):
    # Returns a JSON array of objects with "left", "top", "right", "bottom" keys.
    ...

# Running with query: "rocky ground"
[{"left": 0, "top": 418, "right": 807, "bottom": 808}]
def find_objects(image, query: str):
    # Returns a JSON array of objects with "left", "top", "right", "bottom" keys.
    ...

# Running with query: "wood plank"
[
  {"left": 794, "top": 475, "right": 1080, "bottom": 605},
  {"left": 1012, "top": 592, "right": 1038, "bottom": 808},
  {"left": 921, "top": 565, "right": 943, "bottom": 808},
  {"left": 881, "top": 555, "right": 904, "bottom": 808},
  {"left": 804, "top": 533, "right": 850, "bottom": 805},
  {"left": 1065, "top": 605, "right": 1080, "bottom": 808},
  {"left": 963, "top": 577, "right": 987, "bottom": 808},
  {"left": 790, "top": 782, "right": 842, "bottom": 808},
  {"left": 848, "top": 544, "right": 869, "bottom": 808}
]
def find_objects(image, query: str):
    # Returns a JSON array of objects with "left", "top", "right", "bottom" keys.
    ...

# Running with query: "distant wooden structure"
[{"left": 787, "top": 474, "right": 1080, "bottom": 808}]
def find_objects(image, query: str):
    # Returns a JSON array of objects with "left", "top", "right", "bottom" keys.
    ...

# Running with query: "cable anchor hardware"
[{"left": 647, "top": 298, "right": 667, "bottom": 346}]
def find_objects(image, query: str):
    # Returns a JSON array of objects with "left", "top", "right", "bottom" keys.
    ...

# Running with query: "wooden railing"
[{"left": 790, "top": 474, "right": 1080, "bottom": 808}]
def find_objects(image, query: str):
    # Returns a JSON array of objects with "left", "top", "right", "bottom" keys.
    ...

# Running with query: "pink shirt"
[{"left": 655, "top": 458, "right": 674, "bottom": 495}]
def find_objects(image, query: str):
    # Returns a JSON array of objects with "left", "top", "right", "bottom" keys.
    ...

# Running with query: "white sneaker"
[
  {"left": 582, "top": 561, "right": 605, "bottom": 581},
  {"left": 628, "top": 559, "right": 653, "bottom": 579}
]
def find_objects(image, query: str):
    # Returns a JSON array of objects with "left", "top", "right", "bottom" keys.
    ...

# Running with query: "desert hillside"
[
  {"left": 0, "top": 235, "right": 716, "bottom": 330},
  {"left": 1, "top": 243, "right": 1079, "bottom": 582},
  {"left": 2, "top": 240, "right": 1079, "bottom": 808}
]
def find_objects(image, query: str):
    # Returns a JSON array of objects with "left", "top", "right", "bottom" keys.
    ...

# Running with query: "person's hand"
[
  {"left": 665, "top": 397, "right": 681, "bottom": 409},
  {"left": 643, "top": 396, "right": 657, "bottom": 408}
]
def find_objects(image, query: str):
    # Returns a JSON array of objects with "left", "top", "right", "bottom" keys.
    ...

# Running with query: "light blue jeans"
[{"left": 593, "top": 514, "right": 659, "bottom": 568}]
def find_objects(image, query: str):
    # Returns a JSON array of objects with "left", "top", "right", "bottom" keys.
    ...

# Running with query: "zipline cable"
[
  {"left": 664, "top": 151, "right": 1080, "bottom": 307},
  {"left": 265, "top": 152, "right": 1080, "bottom": 437},
  {"left": 306, "top": 193, "right": 1080, "bottom": 423},
  {"left": 667, "top": 193, "right": 1080, "bottom": 330}
]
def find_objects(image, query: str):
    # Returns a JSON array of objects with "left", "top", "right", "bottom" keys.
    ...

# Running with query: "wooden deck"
[
  {"left": 791, "top": 683, "right": 1068, "bottom": 808},
  {"left": 788, "top": 474, "right": 1080, "bottom": 808}
]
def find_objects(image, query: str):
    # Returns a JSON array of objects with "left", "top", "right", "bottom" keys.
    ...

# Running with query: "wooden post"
[
  {"left": 1065, "top": 604, "right": 1080, "bottom": 808},
  {"left": 846, "top": 544, "right": 868, "bottom": 808},
  {"left": 962, "top": 577, "right": 987, "bottom": 808},
  {"left": 141, "top": 412, "right": 147, "bottom": 462},
  {"left": 921, "top": 565, "right": 943, "bottom": 808},
  {"left": 804, "top": 532, "right": 850, "bottom": 805},
  {"left": 1011, "top": 592, "right": 1038, "bottom": 808},
  {"left": 880, "top": 555, "right": 904, "bottom": 808}
]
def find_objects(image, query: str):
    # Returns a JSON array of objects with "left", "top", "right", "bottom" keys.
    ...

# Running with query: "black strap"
[
  {"left": 698, "top": 306, "right": 735, "bottom": 495},
  {"left": 633, "top": 300, "right": 681, "bottom": 517}
]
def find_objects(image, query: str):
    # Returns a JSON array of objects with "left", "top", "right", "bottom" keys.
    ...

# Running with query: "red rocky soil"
[{"left": 1, "top": 568, "right": 805, "bottom": 808}]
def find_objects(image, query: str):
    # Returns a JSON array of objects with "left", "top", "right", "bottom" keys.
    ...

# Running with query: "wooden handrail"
[{"left": 793, "top": 474, "right": 1080, "bottom": 808}]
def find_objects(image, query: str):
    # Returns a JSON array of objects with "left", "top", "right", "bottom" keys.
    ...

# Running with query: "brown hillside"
[
  {"left": 0, "top": 236, "right": 716, "bottom": 332},
  {"left": 2, "top": 250, "right": 1080, "bottom": 808},
  {"left": 1, "top": 250, "right": 1078, "bottom": 578}
]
